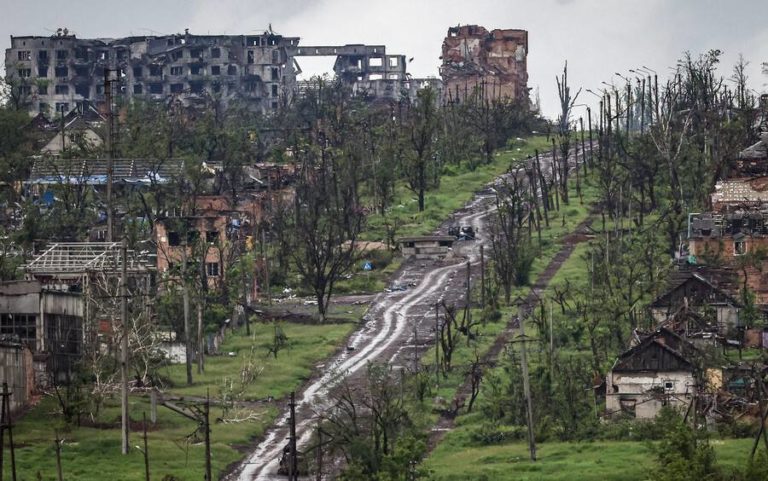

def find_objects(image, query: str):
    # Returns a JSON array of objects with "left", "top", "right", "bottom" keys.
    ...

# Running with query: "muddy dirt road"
[{"left": 226, "top": 146, "right": 590, "bottom": 480}]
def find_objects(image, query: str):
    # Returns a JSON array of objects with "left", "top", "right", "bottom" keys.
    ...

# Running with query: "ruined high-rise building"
[
  {"left": 440, "top": 25, "right": 528, "bottom": 104},
  {"left": 4, "top": 29, "right": 413, "bottom": 118}
]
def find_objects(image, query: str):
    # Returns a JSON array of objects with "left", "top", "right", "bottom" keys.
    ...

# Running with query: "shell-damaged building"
[
  {"left": 440, "top": 24, "right": 529, "bottom": 104},
  {"left": 4, "top": 28, "right": 415, "bottom": 118}
]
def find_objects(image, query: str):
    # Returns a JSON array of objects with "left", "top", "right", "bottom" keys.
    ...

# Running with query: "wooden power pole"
[{"left": 120, "top": 236, "right": 130, "bottom": 455}]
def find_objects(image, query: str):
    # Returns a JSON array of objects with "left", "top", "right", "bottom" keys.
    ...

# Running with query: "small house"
[
  {"left": 397, "top": 236, "right": 455, "bottom": 259},
  {"left": 606, "top": 328, "right": 697, "bottom": 419}
]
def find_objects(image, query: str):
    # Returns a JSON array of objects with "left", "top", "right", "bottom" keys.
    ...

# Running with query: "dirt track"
[{"left": 225, "top": 145, "right": 591, "bottom": 480}]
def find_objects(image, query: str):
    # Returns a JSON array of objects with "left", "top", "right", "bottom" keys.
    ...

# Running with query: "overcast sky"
[{"left": 2, "top": 0, "right": 766, "bottom": 118}]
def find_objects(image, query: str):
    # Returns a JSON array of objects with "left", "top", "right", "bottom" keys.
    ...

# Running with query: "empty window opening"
[
  {"left": 149, "top": 65, "right": 162, "bottom": 76},
  {"left": 55, "top": 66, "right": 68, "bottom": 77},
  {"left": 54, "top": 84, "right": 69, "bottom": 95},
  {"left": 227, "top": 65, "right": 237, "bottom": 75},
  {"left": 271, "top": 67, "right": 279, "bottom": 81},
  {"left": 271, "top": 84, "right": 279, "bottom": 97},
  {"left": 206, "top": 231, "right": 219, "bottom": 243},
  {"left": 211, "top": 65, "right": 221, "bottom": 75},
  {"left": 75, "top": 84, "right": 90, "bottom": 98},
  {"left": 170, "top": 83, "right": 184, "bottom": 93},
  {"left": 190, "top": 65, "right": 203, "bottom": 75},
  {"left": 38, "top": 84, "right": 48, "bottom": 95},
  {"left": 133, "top": 84, "right": 143, "bottom": 94},
  {"left": 38, "top": 50, "right": 49, "bottom": 61},
  {"left": 56, "top": 49, "right": 68, "bottom": 60},
  {"left": 18, "top": 68, "right": 31, "bottom": 78},
  {"left": 170, "top": 66, "right": 183, "bottom": 76},
  {"left": 735, "top": 241, "right": 747, "bottom": 255},
  {"left": 190, "top": 82, "right": 204, "bottom": 94},
  {"left": 149, "top": 83, "right": 163, "bottom": 94},
  {"left": 55, "top": 102, "right": 69, "bottom": 113},
  {"left": 74, "top": 66, "right": 88, "bottom": 77},
  {"left": 167, "top": 231, "right": 181, "bottom": 246},
  {"left": 133, "top": 66, "right": 142, "bottom": 78},
  {"left": 247, "top": 50, "right": 255, "bottom": 64},
  {"left": 211, "top": 47, "right": 221, "bottom": 58}
]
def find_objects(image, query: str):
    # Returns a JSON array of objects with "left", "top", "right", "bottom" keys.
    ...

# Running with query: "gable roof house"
[
  {"left": 606, "top": 328, "right": 699, "bottom": 419},
  {"left": 649, "top": 268, "right": 742, "bottom": 332}
]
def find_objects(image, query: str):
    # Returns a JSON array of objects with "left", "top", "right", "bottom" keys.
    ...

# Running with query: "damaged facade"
[
  {"left": 440, "top": 25, "right": 529, "bottom": 104},
  {"left": 5, "top": 29, "right": 425, "bottom": 117},
  {"left": 606, "top": 328, "right": 698, "bottom": 419}
]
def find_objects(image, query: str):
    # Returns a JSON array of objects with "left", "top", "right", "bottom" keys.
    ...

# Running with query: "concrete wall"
[
  {"left": 606, "top": 370, "right": 695, "bottom": 419},
  {"left": 0, "top": 343, "right": 34, "bottom": 413}
]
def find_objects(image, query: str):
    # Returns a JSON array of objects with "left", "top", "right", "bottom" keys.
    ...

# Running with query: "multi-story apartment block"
[{"left": 5, "top": 29, "right": 419, "bottom": 117}]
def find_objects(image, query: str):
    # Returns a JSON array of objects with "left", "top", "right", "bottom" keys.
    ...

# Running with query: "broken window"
[
  {"left": 149, "top": 65, "right": 162, "bottom": 76},
  {"left": 0, "top": 313, "right": 37, "bottom": 349},
  {"left": 38, "top": 50, "right": 49, "bottom": 62},
  {"left": 190, "top": 48, "right": 203, "bottom": 59},
  {"left": 227, "top": 65, "right": 237, "bottom": 75},
  {"left": 247, "top": 50, "right": 255, "bottom": 64},
  {"left": 133, "top": 66, "right": 142, "bottom": 78},
  {"left": 271, "top": 101, "right": 278, "bottom": 110},
  {"left": 167, "top": 231, "right": 181, "bottom": 246},
  {"left": 170, "top": 83, "right": 184, "bottom": 93},
  {"left": 55, "top": 102, "right": 69, "bottom": 113},
  {"left": 75, "top": 47, "right": 88, "bottom": 60},
  {"left": 18, "top": 85, "right": 31, "bottom": 97},
  {"left": 206, "top": 231, "right": 219, "bottom": 243},
  {"left": 271, "top": 49, "right": 280, "bottom": 64},
  {"left": 190, "top": 82, "right": 203, "bottom": 94},
  {"left": 39, "top": 102, "right": 49, "bottom": 114},
  {"left": 211, "top": 47, "right": 221, "bottom": 58},
  {"left": 206, "top": 262, "right": 220, "bottom": 277},
  {"left": 170, "top": 66, "right": 183, "bottom": 76},
  {"left": 38, "top": 84, "right": 48, "bottom": 95},
  {"left": 187, "top": 231, "right": 200, "bottom": 243},
  {"left": 74, "top": 66, "right": 88, "bottom": 77},
  {"left": 271, "top": 67, "right": 279, "bottom": 81},
  {"left": 271, "top": 84, "right": 278, "bottom": 97},
  {"left": 619, "top": 398, "right": 637, "bottom": 417},
  {"left": 17, "top": 50, "right": 31, "bottom": 61},
  {"left": 190, "top": 65, "right": 202, "bottom": 75},
  {"left": 56, "top": 49, "right": 68, "bottom": 60},
  {"left": 388, "top": 57, "right": 398, "bottom": 68},
  {"left": 735, "top": 241, "right": 747, "bottom": 256},
  {"left": 171, "top": 51, "right": 182, "bottom": 61},
  {"left": 149, "top": 83, "right": 163, "bottom": 94},
  {"left": 75, "top": 84, "right": 90, "bottom": 98},
  {"left": 18, "top": 68, "right": 31, "bottom": 78},
  {"left": 133, "top": 84, "right": 143, "bottom": 94},
  {"left": 55, "top": 66, "right": 68, "bottom": 78},
  {"left": 55, "top": 84, "right": 69, "bottom": 95},
  {"left": 211, "top": 65, "right": 221, "bottom": 76},
  {"left": 369, "top": 57, "right": 383, "bottom": 67}
]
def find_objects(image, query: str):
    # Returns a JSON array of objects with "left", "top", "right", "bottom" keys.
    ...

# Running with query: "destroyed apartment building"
[
  {"left": 5, "top": 28, "right": 424, "bottom": 118},
  {"left": 440, "top": 24, "right": 529, "bottom": 104}
]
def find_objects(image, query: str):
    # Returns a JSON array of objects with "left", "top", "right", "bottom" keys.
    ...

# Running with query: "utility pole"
[
  {"left": 197, "top": 299, "right": 204, "bottom": 374},
  {"left": 289, "top": 391, "right": 298, "bottom": 481},
  {"left": 182, "top": 237, "right": 193, "bottom": 385},
  {"left": 480, "top": 245, "right": 485, "bottom": 311},
  {"left": 204, "top": 392, "right": 211, "bottom": 481},
  {"left": 0, "top": 382, "right": 17, "bottom": 481},
  {"left": 143, "top": 412, "right": 150, "bottom": 481},
  {"left": 435, "top": 302, "right": 440, "bottom": 384},
  {"left": 104, "top": 68, "right": 119, "bottom": 243},
  {"left": 121, "top": 236, "right": 130, "bottom": 455},
  {"left": 262, "top": 229, "right": 270, "bottom": 305},
  {"left": 516, "top": 309, "right": 536, "bottom": 462},
  {"left": 315, "top": 423, "right": 323, "bottom": 481}
]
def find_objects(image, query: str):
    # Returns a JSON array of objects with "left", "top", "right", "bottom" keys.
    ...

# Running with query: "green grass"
[
  {"left": 4, "top": 320, "right": 357, "bottom": 481},
  {"left": 426, "top": 435, "right": 754, "bottom": 481},
  {"left": 162, "top": 321, "right": 356, "bottom": 400}
]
